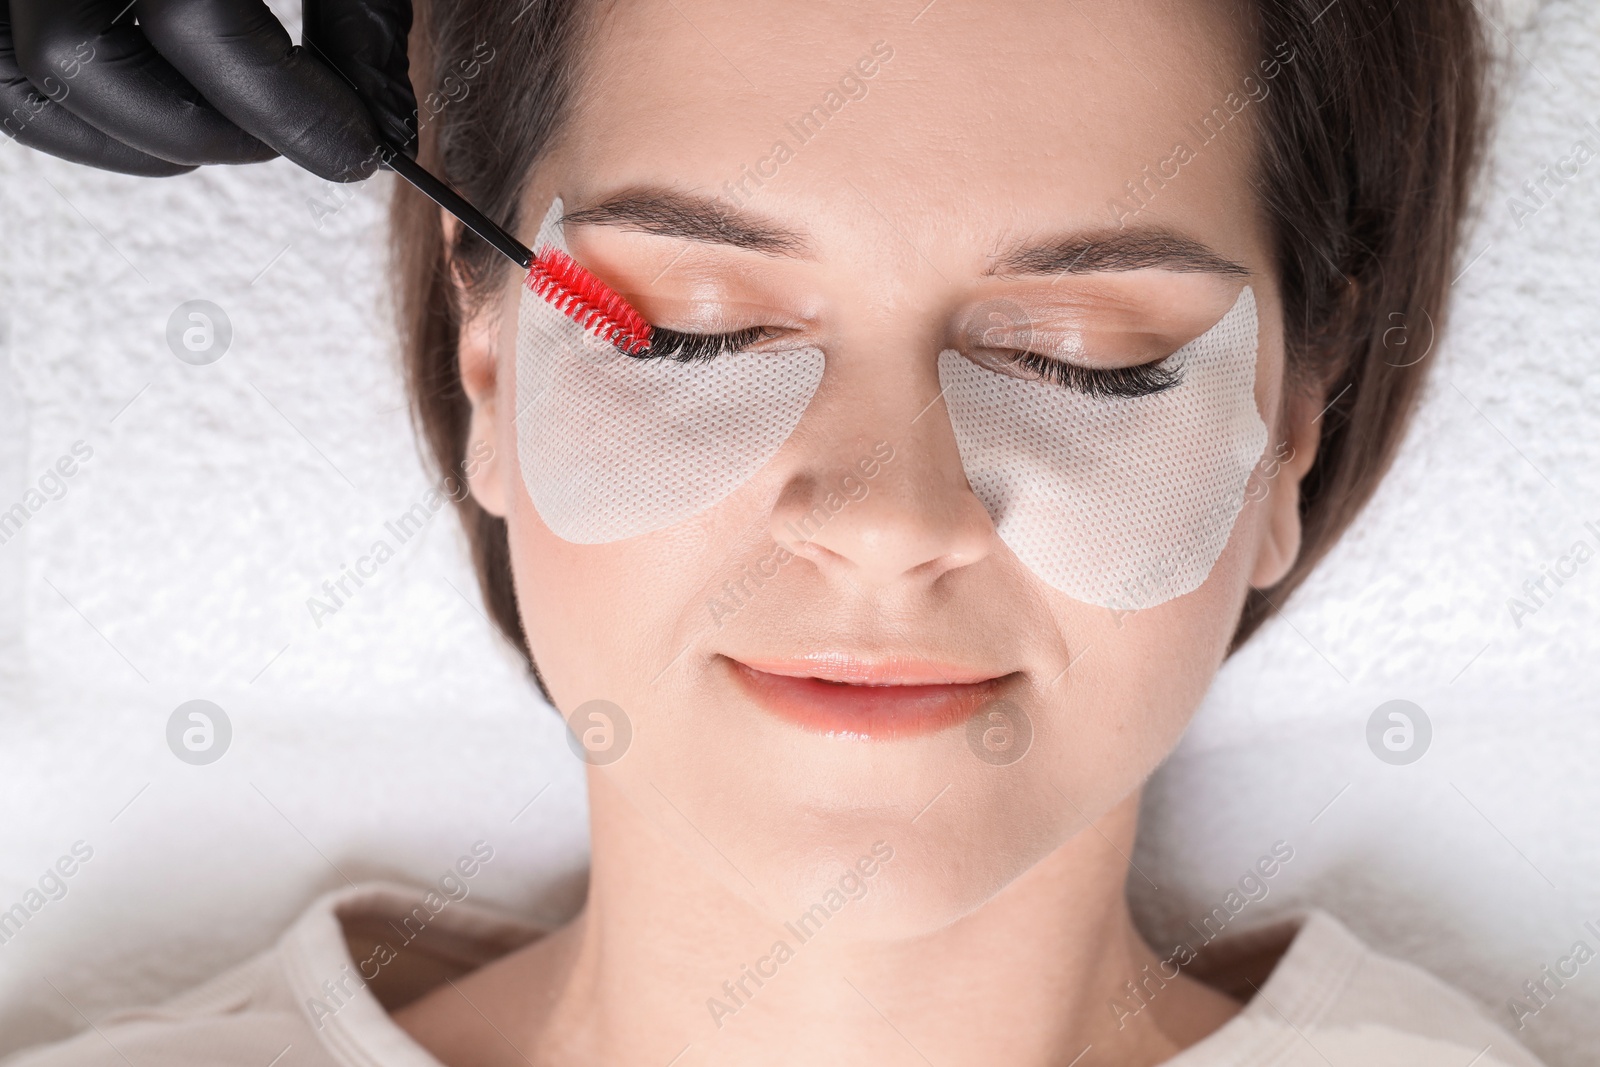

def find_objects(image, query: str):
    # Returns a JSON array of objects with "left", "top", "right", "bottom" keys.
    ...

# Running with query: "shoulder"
[
  {"left": 0, "top": 881, "right": 537, "bottom": 1067},
  {"left": 1171, "top": 910, "right": 1549, "bottom": 1066},
  {"left": 0, "top": 950, "right": 322, "bottom": 1066}
]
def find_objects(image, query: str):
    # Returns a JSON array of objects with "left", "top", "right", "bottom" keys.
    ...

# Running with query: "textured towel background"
[{"left": 0, "top": 0, "right": 1590, "bottom": 1062}]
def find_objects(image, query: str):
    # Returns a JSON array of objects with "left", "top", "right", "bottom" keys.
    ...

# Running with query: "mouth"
[{"left": 724, "top": 654, "right": 1010, "bottom": 740}]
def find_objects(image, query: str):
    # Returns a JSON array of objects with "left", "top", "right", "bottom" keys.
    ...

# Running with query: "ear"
[
  {"left": 445, "top": 208, "right": 512, "bottom": 518},
  {"left": 1249, "top": 386, "right": 1323, "bottom": 589}
]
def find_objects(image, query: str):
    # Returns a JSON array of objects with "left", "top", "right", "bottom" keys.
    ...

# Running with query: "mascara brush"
[{"left": 382, "top": 145, "right": 654, "bottom": 355}]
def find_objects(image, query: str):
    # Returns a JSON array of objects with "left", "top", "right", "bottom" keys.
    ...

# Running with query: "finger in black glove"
[{"left": 4, "top": 0, "right": 417, "bottom": 182}]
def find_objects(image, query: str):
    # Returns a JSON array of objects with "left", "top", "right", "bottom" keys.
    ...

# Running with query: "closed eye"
[
  {"left": 624, "top": 327, "right": 1183, "bottom": 397},
  {"left": 626, "top": 326, "right": 776, "bottom": 363},
  {"left": 1000, "top": 350, "right": 1183, "bottom": 398}
]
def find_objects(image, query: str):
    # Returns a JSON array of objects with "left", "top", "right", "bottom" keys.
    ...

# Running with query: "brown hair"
[{"left": 390, "top": 0, "right": 1491, "bottom": 676}]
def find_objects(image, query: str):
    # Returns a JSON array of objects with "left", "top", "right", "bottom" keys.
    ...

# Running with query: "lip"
[{"left": 725, "top": 655, "right": 1008, "bottom": 740}]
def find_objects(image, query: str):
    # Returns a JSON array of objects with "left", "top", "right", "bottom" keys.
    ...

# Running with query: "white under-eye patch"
[
  {"left": 515, "top": 198, "right": 826, "bottom": 543},
  {"left": 937, "top": 288, "right": 1269, "bottom": 610}
]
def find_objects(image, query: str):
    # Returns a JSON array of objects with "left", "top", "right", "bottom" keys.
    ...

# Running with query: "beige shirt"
[{"left": 2, "top": 881, "right": 1546, "bottom": 1067}]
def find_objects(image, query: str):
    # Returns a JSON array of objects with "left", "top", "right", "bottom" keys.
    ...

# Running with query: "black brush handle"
[{"left": 381, "top": 144, "right": 533, "bottom": 270}]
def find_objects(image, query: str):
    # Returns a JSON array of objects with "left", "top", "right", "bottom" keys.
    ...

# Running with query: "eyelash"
[
  {"left": 624, "top": 326, "right": 773, "bottom": 363},
  {"left": 1004, "top": 350, "right": 1183, "bottom": 399},
  {"left": 617, "top": 328, "right": 1183, "bottom": 399}
]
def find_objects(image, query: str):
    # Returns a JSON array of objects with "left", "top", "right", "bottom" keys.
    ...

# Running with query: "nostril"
[{"left": 769, "top": 466, "right": 994, "bottom": 589}]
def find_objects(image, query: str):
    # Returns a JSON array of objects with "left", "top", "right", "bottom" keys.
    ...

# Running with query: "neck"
[{"left": 500, "top": 779, "right": 1235, "bottom": 1067}]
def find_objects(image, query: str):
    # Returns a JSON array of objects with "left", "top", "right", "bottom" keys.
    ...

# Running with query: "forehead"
[{"left": 551, "top": 0, "right": 1264, "bottom": 268}]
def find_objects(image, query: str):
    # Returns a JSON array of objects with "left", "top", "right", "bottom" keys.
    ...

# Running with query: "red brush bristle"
[{"left": 526, "top": 247, "right": 653, "bottom": 354}]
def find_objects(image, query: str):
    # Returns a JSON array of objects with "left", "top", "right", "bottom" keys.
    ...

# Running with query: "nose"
[{"left": 768, "top": 389, "right": 995, "bottom": 591}]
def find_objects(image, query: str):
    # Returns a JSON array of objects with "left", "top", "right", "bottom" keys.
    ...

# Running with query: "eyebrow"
[
  {"left": 560, "top": 191, "right": 811, "bottom": 257},
  {"left": 560, "top": 191, "right": 1249, "bottom": 277},
  {"left": 991, "top": 230, "right": 1251, "bottom": 276}
]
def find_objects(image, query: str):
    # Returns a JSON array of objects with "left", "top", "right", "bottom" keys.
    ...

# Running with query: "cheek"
[
  {"left": 504, "top": 465, "right": 734, "bottom": 708},
  {"left": 1026, "top": 555, "right": 1250, "bottom": 818},
  {"left": 1033, "top": 481, "right": 1267, "bottom": 761},
  {"left": 505, "top": 499, "right": 640, "bottom": 708}
]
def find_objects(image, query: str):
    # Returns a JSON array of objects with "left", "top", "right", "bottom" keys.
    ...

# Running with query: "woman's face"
[{"left": 463, "top": 0, "right": 1317, "bottom": 932}]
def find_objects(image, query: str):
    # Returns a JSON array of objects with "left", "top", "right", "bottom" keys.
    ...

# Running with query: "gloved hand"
[{"left": 0, "top": 0, "right": 416, "bottom": 181}]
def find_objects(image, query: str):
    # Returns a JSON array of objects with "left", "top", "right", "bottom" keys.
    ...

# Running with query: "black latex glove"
[{"left": 0, "top": 0, "right": 416, "bottom": 181}]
